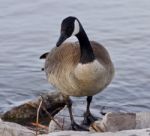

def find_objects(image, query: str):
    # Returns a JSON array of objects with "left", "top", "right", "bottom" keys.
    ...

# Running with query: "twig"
[
  {"left": 36, "top": 96, "right": 43, "bottom": 136},
  {"left": 31, "top": 122, "right": 48, "bottom": 130},
  {"left": 62, "top": 116, "right": 65, "bottom": 130},
  {"left": 40, "top": 96, "right": 63, "bottom": 130}
]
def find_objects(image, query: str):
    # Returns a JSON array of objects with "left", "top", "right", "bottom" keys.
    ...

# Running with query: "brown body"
[{"left": 44, "top": 41, "right": 114, "bottom": 96}]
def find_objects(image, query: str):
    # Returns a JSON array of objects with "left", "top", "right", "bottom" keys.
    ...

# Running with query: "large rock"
[
  {"left": 136, "top": 112, "right": 150, "bottom": 129},
  {"left": 1, "top": 112, "right": 150, "bottom": 136},
  {"left": 0, "top": 119, "right": 35, "bottom": 136},
  {"left": 90, "top": 112, "right": 136, "bottom": 132},
  {"left": 40, "top": 128, "right": 150, "bottom": 136},
  {"left": 1, "top": 90, "right": 150, "bottom": 136},
  {"left": 2, "top": 92, "right": 66, "bottom": 126},
  {"left": 90, "top": 112, "right": 150, "bottom": 132},
  {"left": 49, "top": 111, "right": 150, "bottom": 133}
]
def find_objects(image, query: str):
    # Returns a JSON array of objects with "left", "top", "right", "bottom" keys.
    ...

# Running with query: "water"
[{"left": 0, "top": 0, "right": 150, "bottom": 115}]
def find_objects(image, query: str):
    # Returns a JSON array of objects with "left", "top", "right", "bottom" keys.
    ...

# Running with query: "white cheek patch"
[{"left": 72, "top": 19, "right": 80, "bottom": 36}]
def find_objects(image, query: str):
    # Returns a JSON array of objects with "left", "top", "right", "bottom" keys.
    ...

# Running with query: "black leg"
[
  {"left": 86, "top": 96, "right": 92, "bottom": 114},
  {"left": 66, "top": 97, "right": 74, "bottom": 124},
  {"left": 65, "top": 96, "right": 88, "bottom": 131},
  {"left": 83, "top": 96, "right": 98, "bottom": 125}
]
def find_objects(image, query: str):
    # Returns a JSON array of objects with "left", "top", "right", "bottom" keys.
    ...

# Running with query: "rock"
[
  {"left": 2, "top": 92, "right": 66, "bottom": 126},
  {"left": 90, "top": 112, "right": 136, "bottom": 132},
  {"left": 1, "top": 90, "right": 150, "bottom": 136},
  {"left": 0, "top": 119, "right": 35, "bottom": 136},
  {"left": 1, "top": 111, "right": 150, "bottom": 136},
  {"left": 90, "top": 112, "right": 150, "bottom": 132},
  {"left": 40, "top": 128, "right": 150, "bottom": 136},
  {"left": 136, "top": 112, "right": 150, "bottom": 129},
  {"left": 49, "top": 112, "right": 150, "bottom": 133},
  {"left": 49, "top": 112, "right": 137, "bottom": 132}
]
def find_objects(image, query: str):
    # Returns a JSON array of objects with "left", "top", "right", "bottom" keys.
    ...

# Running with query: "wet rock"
[
  {"left": 90, "top": 112, "right": 136, "bottom": 132},
  {"left": 0, "top": 119, "right": 35, "bottom": 136},
  {"left": 1, "top": 91, "right": 150, "bottom": 136},
  {"left": 49, "top": 112, "right": 150, "bottom": 133},
  {"left": 136, "top": 112, "right": 150, "bottom": 129},
  {"left": 40, "top": 129, "right": 150, "bottom": 136},
  {"left": 49, "top": 112, "right": 137, "bottom": 132},
  {"left": 1, "top": 110, "right": 150, "bottom": 136},
  {"left": 2, "top": 92, "right": 66, "bottom": 126},
  {"left": 90, "top": 112, "right": 150, "bottom": 132}
]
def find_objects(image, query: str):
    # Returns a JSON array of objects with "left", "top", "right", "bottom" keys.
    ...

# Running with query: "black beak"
[{"left": 56, "top": 33, "right": 68, "bottom": 47}]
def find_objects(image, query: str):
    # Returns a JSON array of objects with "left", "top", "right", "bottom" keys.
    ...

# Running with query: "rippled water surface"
[{"left": 0, "top": 0, "right": 150, "bottom": 115}]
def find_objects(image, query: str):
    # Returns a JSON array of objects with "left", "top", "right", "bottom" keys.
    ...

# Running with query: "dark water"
[{"left": 0, "top": 0, "right": 150, "bottom": 115}]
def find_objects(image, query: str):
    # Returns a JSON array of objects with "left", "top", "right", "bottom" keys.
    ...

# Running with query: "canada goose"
[{"left": 40, "top": 16, "right": 115, "bottom": 130}]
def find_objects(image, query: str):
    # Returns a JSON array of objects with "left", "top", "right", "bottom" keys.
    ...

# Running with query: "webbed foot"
[
  {"left": 71, "top": 121, "right": 88, "bottom": 131},
  {"left": 82, "top": 112, "right": 98, "bottom": 126}
]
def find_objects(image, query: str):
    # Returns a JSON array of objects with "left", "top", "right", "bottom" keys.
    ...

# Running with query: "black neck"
[{"left": 76, "top": 27, "right": 95, "bottom": 64}]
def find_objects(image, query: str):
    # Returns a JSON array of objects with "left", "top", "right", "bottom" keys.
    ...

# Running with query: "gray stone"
[
  {"left": 40, "top": 128, "right": 150, "bottom": 136},
  {"left": 0, "top": 119, "right": 35, "bottom": 136},
  {"left": 49, "top": 112, "right": 137, "bottom": 132},
  {"left": 2, "top": 92, "right": 66, "bottom": 125},
  {"left": 90, "top": 112, "right": 136, "bottom": 132},
  {"left": 136, "top": 112, "right": 150, "bottom": 129}
]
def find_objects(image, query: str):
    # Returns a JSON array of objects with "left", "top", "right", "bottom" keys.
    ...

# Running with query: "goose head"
[{"left": 56, "top": 16, "right": 81, "bottom": 47}]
